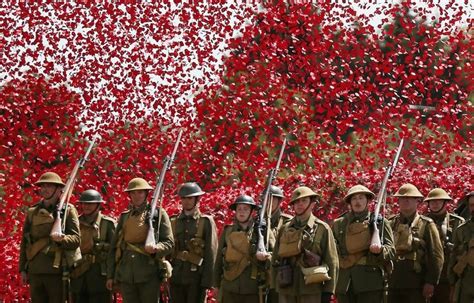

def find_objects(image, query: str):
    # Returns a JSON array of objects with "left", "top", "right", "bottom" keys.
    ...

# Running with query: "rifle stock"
[
  {"left": 370, "top": 139, "right": 404, "bottom": 250},
  {"left": 145, "top": 130, "right": 183, "bottom": 250},
  {"left": 50, "top": 139, "right": 96, "bottom": 238}
]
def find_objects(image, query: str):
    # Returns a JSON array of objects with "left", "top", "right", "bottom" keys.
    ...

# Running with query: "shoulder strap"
[
  {"left": 196, "top": 216, "right": 207, "bottom": 239},
  {"left": 99, "top": 216, "right": 108, "bottom": 241}
]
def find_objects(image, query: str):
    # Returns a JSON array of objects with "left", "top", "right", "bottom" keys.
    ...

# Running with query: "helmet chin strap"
[
  {"left": 296, "top": 201, "right": 313, "bottom": 217},
  {"left": 44, "top": 185, "right": 61, "bottom": 201},
  {"left": 429, "top": 201, "right": 446, "bottom": 214}
]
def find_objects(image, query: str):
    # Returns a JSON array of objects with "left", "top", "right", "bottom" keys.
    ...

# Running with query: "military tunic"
[
  {"left": 19, "top": 201, "right": 81, "bottom": 303},
  {"left": 332, "top": 211, "right": 395, "bottom": 303},
  {"left": 426, "top": 212, "right": 465, "bottom": 303},
  {"left": 107, "top": 204, "right": 174, "bottom": 303},
  {"left": 268, "top": 210, "right": 292, "bottom": 303},
  {"left": 70, "top": 212, "right": 116, "bottom": 303},
  {"left": 272, "top": 214, "right": 339, "bottom": 303},
  {"left": 448, "top": 217, "right": 474, "bottom": 303},
  {"left": 169, "top": 211, "right": 218, "bottom": 303},
  {"left": 214, "top": 220, "right": 273, "bottom": 303},
  {"left": 388, "top": 212, "right": 444, "bottom": 303}
]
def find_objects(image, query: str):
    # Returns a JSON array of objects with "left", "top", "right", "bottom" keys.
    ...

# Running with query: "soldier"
[
  {"left": 169, "top": 182, "right": 218, "bottom": 303},
  {"left": 448, "top": 192, "right": 474, "bottom": 303},
  {"left": 388, "top": 183, "right": 444, "bottom": 303},
  {"left": 455, "top": 191, "right": 474, "bottom": 221},
  {"left": 266, "top": 185, "right": 292, "bottom": 303},
  {"left": 268, "top": 185, "right": 293, "bottom": 237},
  {"left": 19, "top": 172, "right": 81, "bottom": 303},
  {"left": 106, "top": 177, "right": 174, "bottom": 303},
  {"left": 332, "top": 185, "right": 396, "bottom": 303},
  {"left": 273, "top": 186, "right": 338, "bottom": 303},
  {"left": 70, "top": 189, "right": 116, "bottom": 303},
  {"left": 424, "top": 188, "right": 465, "bottom": 303},
  {"left": 214, "top": 195, "right": 273, "bottom": 303}
]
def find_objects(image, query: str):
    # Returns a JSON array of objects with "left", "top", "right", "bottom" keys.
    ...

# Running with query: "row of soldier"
[{"left": 19, "top": 172, "right": 474, "bottom": 303}]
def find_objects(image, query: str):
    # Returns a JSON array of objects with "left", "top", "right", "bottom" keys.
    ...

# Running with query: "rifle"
[
  {"left": 49, "top": 138, "right": 96, "bottom": 303},
  {"left": 144, "top": 130, "right": 183, "bottom": 251},
  {"left": 50, "top": 138, "right": 96, "bottom": 238},
  {"left": 256, "top": 137, "right": 287, "bottom": 256},
  {"left": 369, "top": 139, "right": 404, "bottom": 251}
]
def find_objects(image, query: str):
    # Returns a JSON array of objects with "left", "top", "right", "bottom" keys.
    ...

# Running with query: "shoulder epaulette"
[
  {"left": 101, "top": 215, "right": 116, "bottom": 224},
  {"left": 449, "top": 213, "right": 465, "bottom": 222},
  {"left": 387, "top": 214, "right": 398, "bottom": 221},
  {"left": 314, "top": 217, "right": 331, "bottom": 229},
  {"left": 419, "top": 215, "right": 434, "bottom": 223}
]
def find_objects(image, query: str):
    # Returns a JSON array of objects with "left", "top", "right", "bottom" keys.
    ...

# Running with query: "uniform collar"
[
  {"left": 400, "top": 212, "right": 418, "bottom": 225},
  {"left": 178, "top": 209, "right": 201, "bottom": 220},
  {"left": 292, "top": 213, "right": 316, "bottom": 229},
  {"left": 39, "top": 200, "right": 57, "bottom": 212},
  {"left": 349, "top": 210, "right": 369, "bottom": 223},
  {"left": 80, "top": 211, "right": 101, "bottom": 227},
  {"left": 131, "top": 203, "right": 147, "bottom": 215}
]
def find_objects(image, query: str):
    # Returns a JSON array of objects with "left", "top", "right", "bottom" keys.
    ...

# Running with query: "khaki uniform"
[
  {"left": 70, "top": 212, "right": 116, "bottom": 303},
  {"left": 19, "top": 201, "right": 81, "bottom": 303},
  {"left": 448, "top": 218, "right": 474, "bottom": 303},
  {"left": 268, "top": 210, "right": 292, "bottom": 303},
  {"left": 107, "top": 204, "right": 174, "bottom": 303},
  {"left": 214, "top": 220, "right": 274, "bottom": 303},
  {"left": 388, "top": 212, "right": 444, "bottom": 303},
  {"left": 426, "top": 212, "right": 465, "bottom": 303},
  {"left": 332, "top": 211, "right": 395, "bottom": 303},
  {"left": 169, "top": 211, "right": 218, "bottom": 303},
  {"left": 272, "top": 214, "right": 339, "bottom": 303}
]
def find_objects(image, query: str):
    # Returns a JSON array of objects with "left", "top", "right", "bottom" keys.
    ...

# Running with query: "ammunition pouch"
[
  {"left": 26, "top": 237, "right": 50, "bottom": 261},
  {"left": 345, "top": 222, "right": 370, "bottom": 254},
  {"left": 30, "top": 208, "right": 55, "bottom": 239},
  {"left": 277, "top": 263, "right": 293, "bottom": 288},
  {"left": 278, "top": 228, "right": 303, "bottom": 258},
  {"left": 123, "top": 213, "right": 148, "bottom": 244},
  {"left": 339, "top": 252, "right": 366, "bottom": 269},
  {"left": 70, "top": 254, "right": 94, "bottom": 279},
  {"left": 176, "top": 250, "right": 203, "bottom": 266},
  {"left": 394, "top": 223, "right": 413, "bottom": 254},
  {"left": 301, "top": 264, "right": 331, "bottom": 285},
  {"left": 187, "top": 237, "right": 205, "bottom": 257},
  {"left": 302, "top": 249, "right": 321, "bottom": 267},
  {"left": 225, "top": 231, "right": 250, "bottom": 263},
  {"left": 223, "top": 256, "right": 250, "bottom": 281}
]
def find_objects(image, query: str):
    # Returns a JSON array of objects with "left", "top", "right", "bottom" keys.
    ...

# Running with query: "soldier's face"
[
  {"left": 398, "top": 197, "right": 419, "bottom": 216},
  {"left": 271, "top": 197, "right": 282, "bottom": 213},
  {"left": 80, "top": 203, "right": 100, "bottom": 216},
  {"left": 39, "top": 183, "right": 61, "bottom": 200},
  {"left": 428, "top": 199, "right": 447, "bottom": 213},
  {"left": 293, "top": 197, "right": 312, "bottom": 216},
  {"left": 180, "top": 196, "right": 197, "bottom": 211},
  {"left": 350, "top": 194, "right": 368, "bottom": 213},
  {"left": 235, "top": 204, "right": 252, "bottom": 223},
  {"left": 129, "top": 190, "right": 148, "bottom": 206}
]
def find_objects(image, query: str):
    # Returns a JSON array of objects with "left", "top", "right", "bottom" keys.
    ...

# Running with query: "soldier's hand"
[
  {"left": 422, "top": 283, "right": 434, "bottom": 299},
  {"left": 369, "top": 243, "right": 382, "bottom": 254},
  {"left": 106, "top": 279, "right": 114, "bottom": 291},
  {"left": 145, "top": 244, "right": 160, "bottom": 254},
  {"left": 21, "top": 271, "right": 29, "bottom": 285},
  {"left": 256, "top": 251, "right": 271, "bottom": 261},
  {"left": 51, "top": 232, "right": 65, "bottom": 243}
]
